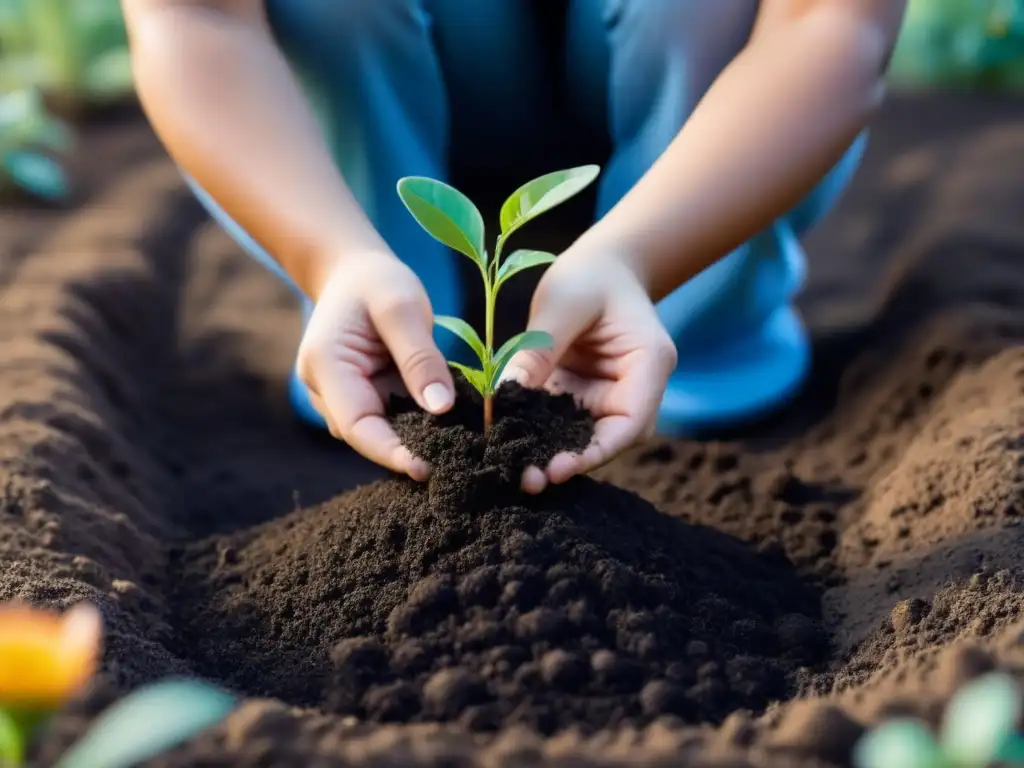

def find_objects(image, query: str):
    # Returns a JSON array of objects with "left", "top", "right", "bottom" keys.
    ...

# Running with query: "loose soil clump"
[{"left": 171, "top": 380, "right": 824, "bottom": 734}]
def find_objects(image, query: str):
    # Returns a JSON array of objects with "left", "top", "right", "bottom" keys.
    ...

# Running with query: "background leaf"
[
  {"left": 55, "top": 679, "right": 236, "bottom": 768},
  {"left": 83, "top": 48, "right": 133, "bottom": 98},
  {"left": 499, "top": 165, "right": 600, "bottom": 236},
  {"left": 434, "top": 315, "right": 486, "bottom": 365},
  {"left": 397, "top": 177, "right": 485, "bottom": 265},
  {"left": 941, "top": 671, "right": 1022, "bottom": 765},
  {"left": 0, "top": 709, "right": 25, "bottom": 766},
  {"left": 496, "top": 249, "right": 556, "bottom": 288},
  {"left": 490, "top": 330, "right": 553, "bottom": 389},
  {"left": 4, "top": 150, "right": 69, "bottom": 200},
  {"left": 852, "top": 719, "right": 943, "bottom": 768},
  {"left": 448, "top": 362, "right": 487, "bottom": 396}
]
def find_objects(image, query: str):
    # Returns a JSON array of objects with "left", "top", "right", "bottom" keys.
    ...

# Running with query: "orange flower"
[{"left": 0, "top": 602, "right": 101, "bottom": 709}]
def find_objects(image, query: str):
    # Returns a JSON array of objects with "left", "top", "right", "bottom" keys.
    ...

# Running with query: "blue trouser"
[{"left": 185, "top": 0, "right": 866, "bottom": 435}]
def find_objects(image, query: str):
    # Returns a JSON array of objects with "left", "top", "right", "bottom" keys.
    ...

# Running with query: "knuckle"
[
  {"left": 396, "top": 345, "right": 441, "bottom": 377},
  {"left": 371, "top": 290, "right": 428, "bottom": 325}
]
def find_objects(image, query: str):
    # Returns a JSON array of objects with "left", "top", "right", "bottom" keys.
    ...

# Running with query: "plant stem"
[{"left": 482, "top": 236, "right": 505, "bottom": 435}]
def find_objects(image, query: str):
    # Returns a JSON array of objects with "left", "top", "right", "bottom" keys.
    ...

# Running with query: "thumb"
[
  {"left": 372, "top": 296, "right": 455, "bottom": 414},
  {"left": 500, "top": 293, "right": 598, "bottom": 389}
]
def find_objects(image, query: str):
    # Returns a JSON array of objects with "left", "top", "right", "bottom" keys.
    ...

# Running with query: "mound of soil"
[{"left": 170, "top": 380, "right": 824, "bottom": 735}]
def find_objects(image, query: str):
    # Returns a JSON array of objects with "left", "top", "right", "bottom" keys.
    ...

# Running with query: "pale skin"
[{"left": 122, "top": 0, "right": 907, "bottom": 492}]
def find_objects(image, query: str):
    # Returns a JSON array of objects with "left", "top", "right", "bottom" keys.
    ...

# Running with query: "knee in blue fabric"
[{"left": 654, "top": 135, "right": 867, "bottom": 436}]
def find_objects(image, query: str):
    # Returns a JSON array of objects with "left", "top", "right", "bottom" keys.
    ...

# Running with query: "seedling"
[
  {"left": 397, "top": 165, "right": 600, "bottom": 432},
  {"left": 854, "top": 671, "right": 1024, "bottom": 768}
]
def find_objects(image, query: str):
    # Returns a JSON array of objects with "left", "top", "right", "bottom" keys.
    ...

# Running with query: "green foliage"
[
  {"left": 0, "top": 87, "right": 72, "bottom": 201},
  {"left": 0, "top": 709, "right": 24, "bottom": 766},
  {"left": 397, "top": 165, "right": 600, "bottom": 402},
  {"left": 0, "top": 0, "right": 133, "bottom": 104},
  {"left": 854, "top": 672, "right": 1024, "bottom": 768},
  {"left": 54, "top": 679, "right": 236, "bottom": 768},
  {"left": 889, "top": 0, "right": 1024, "bottom": 90}
]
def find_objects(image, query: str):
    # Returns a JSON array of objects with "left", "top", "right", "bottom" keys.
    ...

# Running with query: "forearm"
[
  {"left": 124, "top": 2, "right": 388, "bottom": 298},
  {"left": 578, "top": 2, "right": 903, "bottom": 302}
]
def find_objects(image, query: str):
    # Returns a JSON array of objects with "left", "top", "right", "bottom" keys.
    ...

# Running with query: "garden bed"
[{"left": 4, "top": 93, "right": 1024, "bottom": 766}]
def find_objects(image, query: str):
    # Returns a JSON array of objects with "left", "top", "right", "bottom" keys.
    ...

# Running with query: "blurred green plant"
[
  {"left": 52, "top": 679, "right": 237, "bottom": 768},
  {"left": 890, "top": 0, "right": 1024, "bottom": 89},
  {"left": 854, "top": 671, "right": 1024, "bottom": 768},
  {"left": 0, "top": 602, "right": 236, "bottom": 767},
  {"left": 0, "top": 86, "right": 72, "bottom": 200},
  {"left": 0, "top": 0, "right": 133, "bottom": 108}
]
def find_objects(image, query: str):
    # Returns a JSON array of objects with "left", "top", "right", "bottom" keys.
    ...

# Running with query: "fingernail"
[
  {"left": 499, "top": 366, "right": 528, "bottom": 387},
  {"left": 422, "top": 382, "right": 453, "bottom": 413}
]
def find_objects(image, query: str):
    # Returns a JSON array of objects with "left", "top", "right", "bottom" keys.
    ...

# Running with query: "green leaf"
[
  {"left": 852, "top": 719, "right": 943, "bottom": 768},
  {"left": 0, "top": 709, "right": 25, "bottom": 766},
  {"left": 448, "top": 362, "right": 487, "bottom": 396},
  {"left": 489, "top": 330, "right": 553, "bottom": 389},
  {"left": 499, "top": 165, "right": 600, "bottom": 236},
  {"left": 434, "top": 315, "right": 486, "bottom": 366},
  {"left": 33, "top": 115, "right": 73, "bottom": 151},
  {"left": 940, "top": 671, "right": 1021, "bottom": 765},
  {"left": 397, "top": 177, "right": 485, "bottom": 265},
  {"left": 3, "top": 151, "right": 70, "bottom": 201},
  {"left": 496, "top": 249, "right": 556, "bottom": 288},
  {"left": 996, "top": 735, "right": 1024, "bottom": 764},
  {"left": 83, "top": 48, "right": 134, "bottom": 98},
  {"left": 55, "top": 679, "right": 236, "bottom": 768}
]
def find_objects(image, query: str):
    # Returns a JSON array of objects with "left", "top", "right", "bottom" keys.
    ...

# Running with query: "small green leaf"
[
  {"left": 55, "top": 679, "right": 236, "bottom": 768},
  {"left": 397, "top": 177, "right": 486, "bottom": 265},
  {"left": 941, "top": 671, "right": 1021, "bottom": 765},
  {"left": 434, "top": 315, "right": 486, "bottom": 365},
  {"left": 448, "top": 362, "right": 487, "bottom": 396},
  {"left": 0, "top": 709, "right": 25, "bottom": 766},
  {"left": 499, "top": 165, "right": 600, "bottom": 236},
  {"left": 996, "top": 734, "right": 1024, "bottom": 764},
  {"left": 30, "top": 115, "right": 73, "bottom": 151},
  {"left": 852, "top": 719, "right": 943, "bottom": 768},
  {"left": 83, "top": 48, "right": 134, "bottom": 98},
  {"left": 489, "top": 330, "right": 553, "bottom": 389},
  {"left": 3, "top": 151, "right": 70, "bottom": 201},
  {"left": 496, "top": 249, "right": 556, "bottom": 288}
]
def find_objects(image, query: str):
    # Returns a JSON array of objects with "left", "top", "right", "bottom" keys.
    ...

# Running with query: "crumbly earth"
[{"left": 10, "top": 93, "right": 1024, "bottom": 766}]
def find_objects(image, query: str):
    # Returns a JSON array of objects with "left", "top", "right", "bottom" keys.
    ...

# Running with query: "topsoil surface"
[{"left": 5, "top": 93, "right": 1024, "bottom": 767}]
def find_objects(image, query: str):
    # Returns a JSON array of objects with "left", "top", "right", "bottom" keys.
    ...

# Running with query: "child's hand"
[
  {"left": 296, "top": 255, "right": 455, "bottom": 481},
  {"left": 500, "top": 250, "right": 678, "bottom": 494}
]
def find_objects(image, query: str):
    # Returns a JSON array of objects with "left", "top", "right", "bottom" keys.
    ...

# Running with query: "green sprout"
[
  {"left": 854, "top": 671, "right": 1024, "bottom": 768},
  {"left": 0, "top": 86, "right": 73, "bottom": 201},
  {"left": 396, "top": 165, "right": 600, "bottom": 432}
]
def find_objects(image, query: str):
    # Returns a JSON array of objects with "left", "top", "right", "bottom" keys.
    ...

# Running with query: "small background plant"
[
  {"left": 0, "top": 86, "right": 73, "bottom": 201},
  {"left": 0, "top": 601, "right": 236, "bottom": 768},
  {"left": 396, "top": 164, "right": 600, "bottom": 431},
  {"left": 0, "top": 0, "right": 133, "bottom": 113},
  {"left": 854, "top": 670, "right": 1024, "bottom": 768}
]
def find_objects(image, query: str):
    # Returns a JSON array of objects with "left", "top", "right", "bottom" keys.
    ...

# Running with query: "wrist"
[
  {"left": 300, "top": 239, "right": 396, "bottom": 301},
  {"left": 564, "top": 229, "right": 654, "bottom": 298}
]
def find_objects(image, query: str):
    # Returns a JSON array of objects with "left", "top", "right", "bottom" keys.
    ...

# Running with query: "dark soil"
[
  {"left": 10, "top": 93, "right": 1024, "bottom": 766},
  {"left": 170, "top": 378, "right": 823, "bottom": 734}
]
